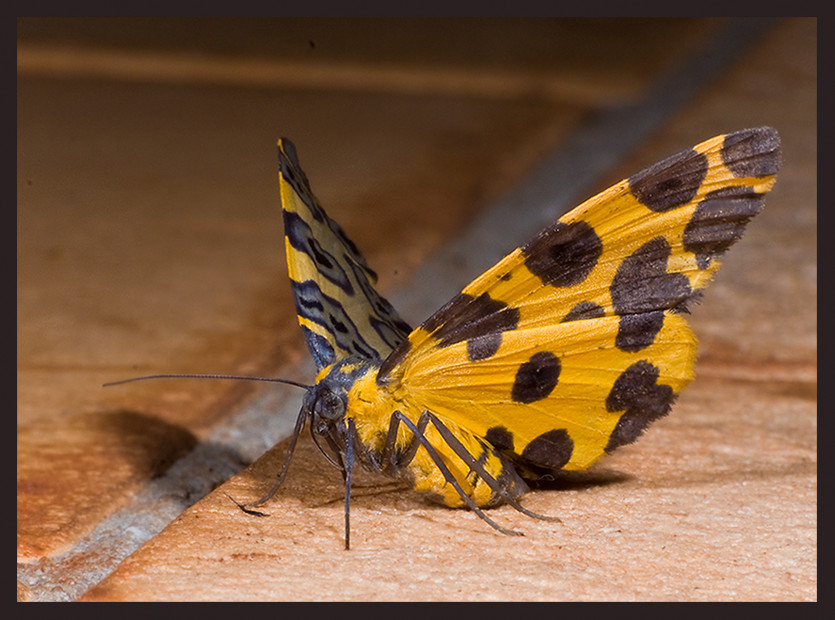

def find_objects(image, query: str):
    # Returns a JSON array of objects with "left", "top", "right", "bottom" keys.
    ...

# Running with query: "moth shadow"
[
  {"left": 239, "top": 433, "right": 635, "bottom": 519},
  {"left": 526, "top": 467, "right": 633, "bottom": 492},
  {"left": 99, "top": 409, "right": 260, "bottom": 507},
  {"left": 80, "top": 408, "right": 199, "bottom": 479},
  {"left": 240, "top": 434, "right": 403, "bottom": 508}
]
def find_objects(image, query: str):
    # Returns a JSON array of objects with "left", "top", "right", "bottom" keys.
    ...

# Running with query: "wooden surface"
[{"left": 17, "top": 18, "right": 816, "bottom": 601}]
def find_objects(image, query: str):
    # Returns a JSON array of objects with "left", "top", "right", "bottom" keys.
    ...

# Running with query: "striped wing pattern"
[{"left": 278, "top": 139, "right": 411, "bottom": 369}]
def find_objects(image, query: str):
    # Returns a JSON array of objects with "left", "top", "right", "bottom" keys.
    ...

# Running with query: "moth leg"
[
  {"left": 318, "top": 425, "right": 347, "bottom": 471},
  {"left": 424, "top": 412, "right": 561, "bottom": 524},
  {"left": 393, "top": 411, "right": 523, "bottom": 537},
  {"left": 242, "top": 405, "right": 308, "bottom": 510},
  {"left": 226, "top": 493, "right": 269, "bottom": 517},
  {"left": 378, "top": 409, "right": 425, "bottom": 475},
  {"left": 343, "top": 417, "right": 356, "bottom": 550}
]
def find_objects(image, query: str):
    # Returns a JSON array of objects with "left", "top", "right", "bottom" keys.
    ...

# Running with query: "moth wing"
[
  {"left": 378, "top": 127, "right": 780, "bottom": 472},
  {"left": 278, "top": 139, "right": 411, "bottom": 369},
  {"left": 397, "top": 311, "right": 696, "bottom": 473}
]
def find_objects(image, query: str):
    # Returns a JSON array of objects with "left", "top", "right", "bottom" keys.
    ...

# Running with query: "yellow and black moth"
[
  {"left": 249, "top": 127, "right": 780, "bottom": 548},
  {"left": 109, "top": 127, "right": 781, "bottom": 549}
]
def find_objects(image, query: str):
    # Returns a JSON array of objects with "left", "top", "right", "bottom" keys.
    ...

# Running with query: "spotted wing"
[
  {"left": 278, "top": 139, "right": 412, "bottom": 369},
  {"left": 378, "top": 127, "right": 781, "bottom": 473}
]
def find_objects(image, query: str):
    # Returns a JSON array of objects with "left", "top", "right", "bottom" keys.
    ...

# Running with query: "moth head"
[
  {"left": 301, "top": 379, "right": 351, "bottom": 474},
  {"left": 305, "top": 356, "right": 374, "bottom": 426},
  {"left": 306, "top": 383, "right": 348, "bottom": 425}
]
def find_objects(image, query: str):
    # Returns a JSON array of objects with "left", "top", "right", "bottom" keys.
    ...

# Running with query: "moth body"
[{"left": 307, "top": 356, "right": 528, "bottom": 510}]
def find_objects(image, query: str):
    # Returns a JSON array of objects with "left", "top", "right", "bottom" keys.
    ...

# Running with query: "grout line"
[{"left": 17, "top": 17, "right": 777, "bottom": 602}]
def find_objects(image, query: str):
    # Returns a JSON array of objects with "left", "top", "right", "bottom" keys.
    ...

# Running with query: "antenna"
[{"left": 103, "top": 373, "right": 310, "bottom": 390}]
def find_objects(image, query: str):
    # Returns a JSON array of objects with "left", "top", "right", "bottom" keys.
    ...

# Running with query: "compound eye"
[{"left": 314, "top": 391, "right": 346, "bottom": 420}]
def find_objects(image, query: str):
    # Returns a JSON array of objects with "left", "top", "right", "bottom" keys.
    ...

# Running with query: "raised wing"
[
  {"left": 278, "top": 139, "right": 411, "bottom": 369},
  {"left": 378, "top": 127, "right": 781, "bottom": 473}
]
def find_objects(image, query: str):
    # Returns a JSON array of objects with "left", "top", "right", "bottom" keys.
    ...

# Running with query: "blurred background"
[{"left": 18, "top": 18, "right": 816, "bottom": 601}]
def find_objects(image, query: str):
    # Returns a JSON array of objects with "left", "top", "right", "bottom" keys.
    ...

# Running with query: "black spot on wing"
[
  {"left": 610, "top": 238, "right": 690, "bottom": 352},
  {"left": 605, "top": 360, "right": 676, "bottom": 452},
  {"left": 522, "top": 221, "right": 603, "bottom": 288},
  {"left": 520, "top": 429, "right": 573, "bottom": 473},
  {"left": 466, "top": 333, "right": 503, "bottom": 362},
  {"left": 485, "top": 426, "right": 515, "bottom": 452},
  {"left": 422, "top": 293, "right": 469, "bottom": 334},
  {"left": 422, "top": 292, "right": 519, "bottom": 361},
  {"left": 721, "top": 127, "right": 782, "bottom": 178},
  {"left": 561, "top": 301, "right": 606, "bottom": 323},
  {"left": 615, "top": 311, "right": 665, "bottom": 353},
  {"left": 511, "top": 351, "right": 561, "bottom": 404},
  {"left": 610, "top": 237, "right": 692, "bottom": 315},
  {"left": 629, "top": 148, "right": 709, "bottom": 213},
  {"left": 683, "top": 186, "right": 766, "bottom": 269}
]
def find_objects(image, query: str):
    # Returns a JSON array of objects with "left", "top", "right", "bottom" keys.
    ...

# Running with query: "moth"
[
  {"left": 111, "top": 127, "right": 781, "bottom": 549},
  {"left": 259, "top": 127, "right": 781, "bottom": 548}
]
